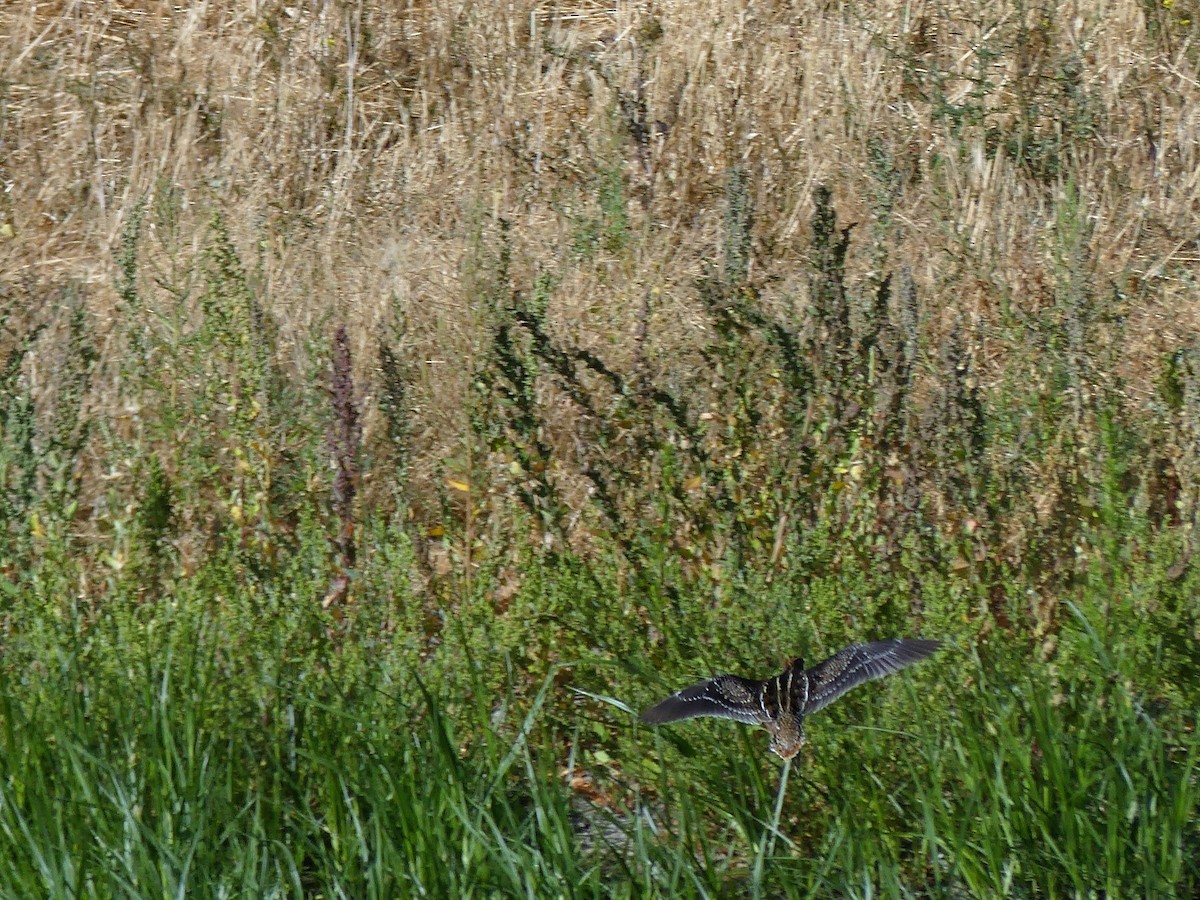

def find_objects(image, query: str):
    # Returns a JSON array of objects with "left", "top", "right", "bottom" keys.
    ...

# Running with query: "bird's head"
[{"left": 766, "top": 711, "right": 806, "bottom": 760}]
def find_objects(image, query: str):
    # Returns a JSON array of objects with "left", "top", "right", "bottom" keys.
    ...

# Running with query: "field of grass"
[{"left": 2, "top": 0, "right": 1200, "bottom": 896}]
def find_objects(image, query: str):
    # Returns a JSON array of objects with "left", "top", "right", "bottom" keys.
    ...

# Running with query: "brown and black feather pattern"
[{"left": 641, "top": 638, "right": 941, "bottom": 760}]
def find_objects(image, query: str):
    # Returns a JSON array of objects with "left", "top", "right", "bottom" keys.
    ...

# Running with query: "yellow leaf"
[
  {"left": 427, "top": 524, "right": 446, "bottom": 538},
  {"left": 683, "top": 475, "right": 703, "bottom": 491},
  {"left": 446, "top": 479, "right": 470, "bottom": 493}
]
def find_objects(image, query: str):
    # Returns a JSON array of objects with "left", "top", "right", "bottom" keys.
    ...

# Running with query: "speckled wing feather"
[
  {"left": 801, "top": 638, "right": 941, "bottom": 715},
  {"left": 641, "top": 674, "right": 767, "bottom": 725}
]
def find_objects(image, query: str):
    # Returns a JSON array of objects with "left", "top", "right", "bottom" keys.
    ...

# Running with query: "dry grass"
[{"left": 2, "top": 0, "right": 1199, "bottom": 517}]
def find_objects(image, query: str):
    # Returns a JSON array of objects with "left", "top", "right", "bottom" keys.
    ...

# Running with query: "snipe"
[{"left": 641, "top": 638, "right": 941, "bottom": 760}]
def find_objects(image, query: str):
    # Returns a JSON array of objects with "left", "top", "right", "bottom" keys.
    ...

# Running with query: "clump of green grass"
[{"left": 1, "top": 550, "right": 1196, "bottom": 897}]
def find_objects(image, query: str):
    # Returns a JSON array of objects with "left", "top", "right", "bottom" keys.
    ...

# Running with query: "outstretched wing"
[
  {"left": 641, "top": 674, "right": 767, "bottom": 725},
  {"left": 802, "top": 638, "right": 941, "bottom": 715}
]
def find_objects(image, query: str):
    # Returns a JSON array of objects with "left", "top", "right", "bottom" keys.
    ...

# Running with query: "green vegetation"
[
  {"left": 2, "top": 182, "right": 1197, "bottom": 895},
  {"left": 0, "top": 538, "right": 1196, "bottom": 896},
  {"left": 2, "top": 0, "right": 1199, "bottom": 895}
]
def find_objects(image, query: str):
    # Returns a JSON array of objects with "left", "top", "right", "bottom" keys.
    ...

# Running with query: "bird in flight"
[{"left": 641, "top": 638, "right": 941, "bottom": 760}]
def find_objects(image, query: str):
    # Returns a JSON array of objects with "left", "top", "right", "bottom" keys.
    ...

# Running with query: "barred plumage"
[{"left": 641, "top": 638, "right": 941, "bottom": 759}]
